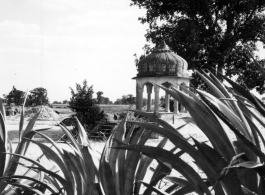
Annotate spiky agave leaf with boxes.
[199,92,265,162]
[128,121,232,195]
[117,128,145,195]
[0,130,43,193]
[0,99,7,179]
[221,75,265,117]
[25,141,75,195]
[0,175,56,194]
[21,166,70,194]
[0,109,45,193]
[0,98,6,124]
[139,181,171,195]
[18,90,28,143]
[131,110,183,137]
[192,138,242,194]
[24,133,82,194]
[199,91,260,192]
[134,137,168,195]
[157,84,235,161]
[31,131,101,195]
[197,71,254,142]
[61,149,86,195]
[196,71,226,100]
[199,70,240,117]
[80,146,101,194]
[99,133,117,195]
[58,123,82,154]
[143,138,172,195]
[108,117,127,195]
[143,160,171,195]
[2,181,46,195]
[197,90,253,141]
[75,116,89,146]
[122,128,153,195]
[164,175,190,187]
[113,145,212,195]
[237,101,265,150]
[0,113,6,177]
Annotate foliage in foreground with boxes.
[1,54,265,194]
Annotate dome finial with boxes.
[156,39,170,51]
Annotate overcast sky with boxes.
[1,1,264,103]
[0,0,150,102]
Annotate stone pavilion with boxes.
[133,40,190,122]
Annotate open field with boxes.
[51,107,73,114]
[99,104,136,113]
[5,104,140,143]
[51,104,136,114]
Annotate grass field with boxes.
[99,104,136,113]
[52,104,136,114]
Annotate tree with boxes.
[160,96,174,112]
[69,80,104,129]
[125,94,136,105]
[117,94,136,105]
[4,86,25,106]
[101,97,112,104]
[53,101,61,104]
[96,91,103,104]
[62,100,69,104]
[131,0,265,93]
[27,87,49,106]
[114,98,122,105]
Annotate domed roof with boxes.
[137,40,189,78]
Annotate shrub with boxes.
[69,80,104,131]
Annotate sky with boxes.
[0,0,149,102]
[0,1,264,103]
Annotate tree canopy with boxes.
[69,80,104,129]
[4,86,25,106]
[131,0,265,93]
[27,87,49,106]
[53,101,61,104]
[96,91,103,104]
[114,94,136,105]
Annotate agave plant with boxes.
[0,96,102,195]
[98,55,265,194]
[0,99,177,195]
[0,95,56,195]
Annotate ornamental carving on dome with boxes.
[136,40,189,78]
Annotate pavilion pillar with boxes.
[136,85,139,110]
[154,85,160,113]
[180,104,186,113]
[137,86,143,111]
[174,85,179,115]
[165,93,170,112]
[146,84,153,112]
[179,84,186,113]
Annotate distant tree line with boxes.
[3,86,143,108]
[3,86,49,107]
[52,100,69,104]
[113,94,147,107]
